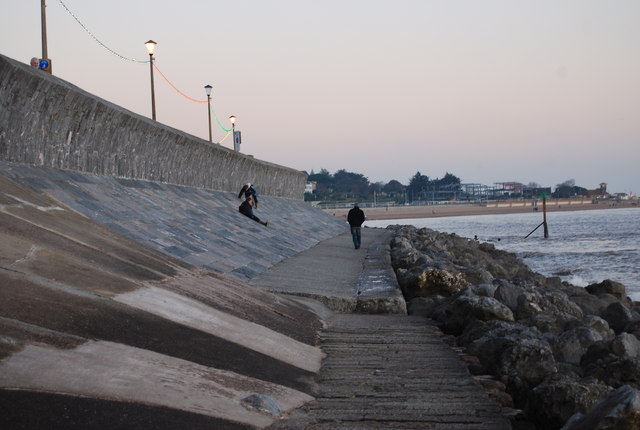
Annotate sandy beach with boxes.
[324,200,638,222]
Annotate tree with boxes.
[307,168,334,200]
[435,172,461,186]
[383,179,405,194]
[333,169,369,199]
[553,179,587,198]
[406,171,430,201]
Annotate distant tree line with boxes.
[305,169,463,203]
[305,169,603,203]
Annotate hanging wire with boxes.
[211,104,232,133]
[217,131,232,144]
[153,64,232,133]
[153,64,207,104]
[56,0,233,135]
[57,0,148,63]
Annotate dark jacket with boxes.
[238,186,259,205]
[347,206,365,227]
[239,200,254,218]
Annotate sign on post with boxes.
[39,58,52,73]
[233,130,242,152]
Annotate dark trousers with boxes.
[350,226,361,249]
[248,214,262,223]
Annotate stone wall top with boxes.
[0,54,305,199]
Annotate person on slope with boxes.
[239,196,268,226]
[238,183,259,209]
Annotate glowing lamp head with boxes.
[145,40,157,56]
[229,115,236,126]
[204,85,212,97]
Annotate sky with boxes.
[1,0,639,194]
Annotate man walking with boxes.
[347,203,365,249]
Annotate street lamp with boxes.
[204,85,213,142]
[145,40,157,120]
[229,116,237,151]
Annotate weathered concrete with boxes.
[0,162,347,281]
[0,175,325,429]
[274,314,511,429]
[0,53,304,199]
[248,231,511,429]
[0,340,313,429]
[249,229,406,314]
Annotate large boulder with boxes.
[438,290,514,335]
[552,325,613,365]
[600,302,636,334]
[586,280,629,301]
[516,290,584,334]
[417,268,469,297]
[564,285,613,316]
[494,279,526,311]
[562,385,640,430]
[466,323,557,404]
[612,333,640,358]
[406,295,448,317]
[527,374,613,430]
[585,356,640,389]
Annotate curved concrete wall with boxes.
[0,54,305,199]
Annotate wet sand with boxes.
[324,200,637,222]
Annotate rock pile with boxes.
[389,225,640,430]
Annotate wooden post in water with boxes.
[524,194,550,239]
[542,195,549,238]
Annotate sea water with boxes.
[365,207,640,300]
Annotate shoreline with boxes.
[324,200,638,222]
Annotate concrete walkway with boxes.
[249,229,405,314]
[250,229,512,429]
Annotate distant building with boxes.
[586,183,608,199]
[305,181,316,194]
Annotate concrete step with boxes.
[271,314,511,429]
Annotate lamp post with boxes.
[229,116,237,151]
[204,85,213,142]
[41,0,48,62]
[145,40,157,120]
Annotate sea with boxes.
[365,207,640,300]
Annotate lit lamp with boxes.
[204,85,213,142]
[145,40,157,120]
[229,115,237,151]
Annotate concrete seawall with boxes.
[0,53,304,199]
[0,161,347,282]
[0,174,333,429]
[0,52,352,428]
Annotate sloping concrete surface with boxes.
[0,341,313,428]
[0,161,348,281]
[0,174,329,429]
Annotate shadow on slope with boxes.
[0,174,325,429]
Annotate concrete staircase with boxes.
[273,314,510,429]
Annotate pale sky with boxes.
[1,0,639,194]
